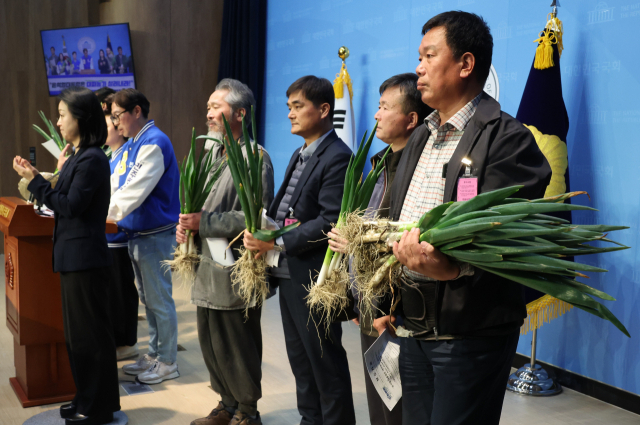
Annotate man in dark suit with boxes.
[244,76,356,425]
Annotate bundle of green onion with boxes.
[32,110,66,152]
[216,106,299,307]
[164,128,225,282]
[306,121,391,325]
[345,186,630,337]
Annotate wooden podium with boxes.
[0,197,116,407]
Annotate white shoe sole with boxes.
[137,371,180,385]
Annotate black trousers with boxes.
[361,332,403,425]
[60,267,120,416]
[109,247,138,347]
[197,306,262,417]
[399,331,520,425]
[276,277,355,425]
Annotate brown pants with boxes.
[197,306,262,416]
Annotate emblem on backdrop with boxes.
[484,64,499,101]
[77,37,97,54]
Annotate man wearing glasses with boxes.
[108,88,181,385]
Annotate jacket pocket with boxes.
[194,256,245,309]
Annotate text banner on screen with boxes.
[46,74,135,95]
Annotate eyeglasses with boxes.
[110,109,131,124]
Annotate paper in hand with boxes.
[262,211,280,267]
[364,329,402,410]
[42,139,63,159]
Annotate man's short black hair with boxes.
[50,46,55,51]
[83,48,88,53]
[286,75,335,120]
[72,51,76,55]
[422,11,493,85]
[379,73,433,123]
[114,88,150,119]
[118,46,122,51]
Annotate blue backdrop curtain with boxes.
[217,0,267,143]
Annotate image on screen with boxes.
[41,23,136,96]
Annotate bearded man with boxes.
[177,79,274,425]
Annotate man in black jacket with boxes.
[329,72,432,425]
[389,12,552,425]
[244,76,355,425]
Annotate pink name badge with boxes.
[284,218,299,226]
[457,177,478,201]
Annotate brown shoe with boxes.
[229,411,261,425]
[190,402,234,425]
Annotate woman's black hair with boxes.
[58,86,107,149]
[102,93,115,115]
[99,49,105,56]
[95,87,116,104]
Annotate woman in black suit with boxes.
[13,86,120,425]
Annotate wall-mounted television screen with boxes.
[41,23,136,96]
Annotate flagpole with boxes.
[530,328,537,367]
[506,328,561,395]
[507,1,564,396]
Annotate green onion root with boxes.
[231,247,269,313]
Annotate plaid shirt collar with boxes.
[424,93,483,133]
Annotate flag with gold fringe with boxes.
[332,47,356,151]
[516,7,572,333]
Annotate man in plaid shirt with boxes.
[389,12,551,425]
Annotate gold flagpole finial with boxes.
[334,46,353,100]
[338,46,350,63]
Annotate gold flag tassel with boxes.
[333,61,353,100]
[521,294,573,335]
[533,12,564,70]
[546,13,563,57]
[533,29,557,70]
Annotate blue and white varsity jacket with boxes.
[107,120,180,237]
[106,144,129,247]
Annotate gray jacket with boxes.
[192,139,274,310]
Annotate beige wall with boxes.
[0,0,225,253]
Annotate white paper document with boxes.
[206,237,235,266]
[262,212,280,267]
[364,330,402,411]
[206,211,281,267]
[42,139,63,159]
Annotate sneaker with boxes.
[137,360,179,384]
[123,353,156,376]
[190,402,235,425]
[229,411,261,425]
[116,343,139,361]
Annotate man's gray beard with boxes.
[205,130,224,151]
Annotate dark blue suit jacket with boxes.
[268,130,352,285]
[28,146,112,273]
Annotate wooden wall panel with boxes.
[99,0,173,140]
[169,0,225,161]
[0,0,224,254]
